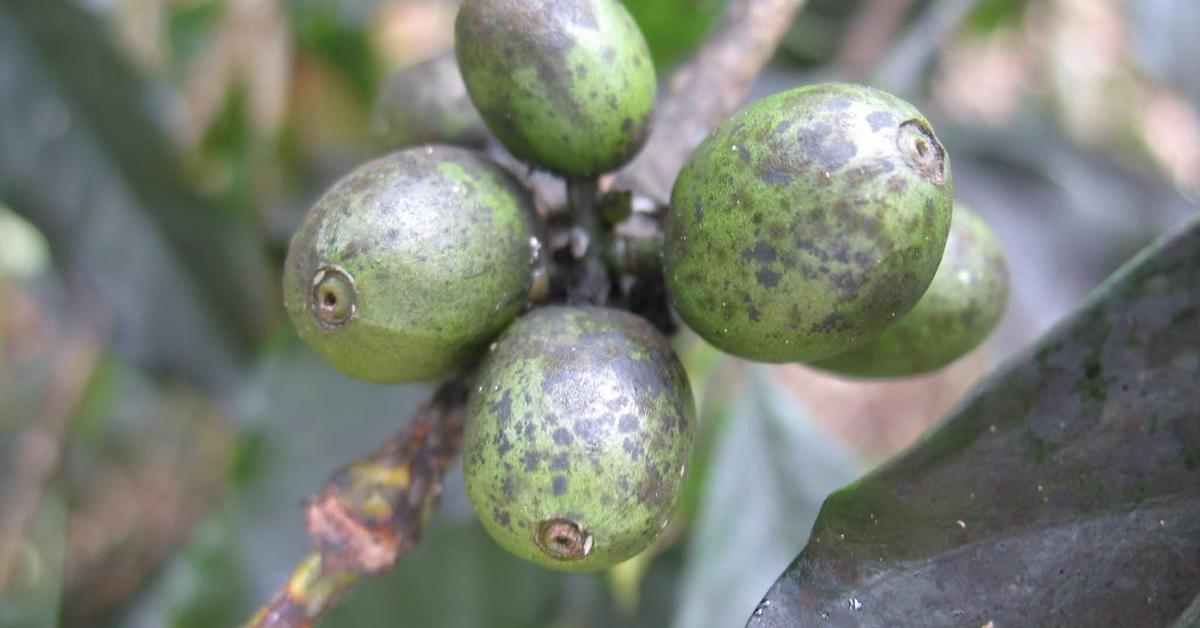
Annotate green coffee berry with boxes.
[373,54,489,149]
[283,146,539,383]
[811,204,1009,377]
[665,83,954,363]
[463,306,695,571]
[455,0,656,176]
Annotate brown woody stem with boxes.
[245,374,471,628]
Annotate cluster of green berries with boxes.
[284,0,1008,572]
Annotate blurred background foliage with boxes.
[0,0,1196,626]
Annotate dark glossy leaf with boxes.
[1174,594,1200,628]
[750,215,1200,627]
[0,0,269,390]
[673,366,860,628]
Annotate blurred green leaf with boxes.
[963,0,1030,33]
[672,366,860,628]
[167,0,223,74]
[0,0,270,390]
[195,81,258,211]
[166,515,247,628]
[751,216,1200,627]
[622,0,728,69]
[0,490,67,628]
[291,4,380,104]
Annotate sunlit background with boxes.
[1,0,1197,626]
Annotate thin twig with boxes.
[245,1,808,623]
[246,374,471,628]
[616,0,811,205]
[835,0,919,81]
[566,176,611,305]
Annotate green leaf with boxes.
[964,0,1031,33]
[750,215,1200,626]
[0,490,67,628]
[290,3,380,104]
[673,366,860,628]
[0,0,269,390]
[622,0,728,69]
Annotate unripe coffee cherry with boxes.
[455,0,656,176]
[463,306,695,571]
[666,83,954,362]
[373,54,489,149]
[811,204,1009,377]
[283,146,538,382]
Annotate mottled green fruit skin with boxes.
[666,83,954,362]
[455,0,656,176]
[373,54,489,149]
[283,146,538,383]
[812,204,1009,377]
[464,306,695,571]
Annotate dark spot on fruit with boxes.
[553,427,574,446]
[887,176,909,194]
[742,241,778,264]
[523,451,542,471]
[760,170,792,185]
[867,110,895,132]
[757,267,782,288]
[551,475,568,495]
[815,136,858,171]
[551,453,570,471]
[623,438,643,460]
[693,198,704,223]
[622,117,633,134]
[826,97,852,110]
[811,312,851,334]
[619,414,639,432]
[832,270,863,296]
[490,389,513,424]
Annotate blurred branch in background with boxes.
[0,308,105,593]
[835,0,919,81]
[0,0,271,391]
[618,0,811,204]
[0,262,236,626]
